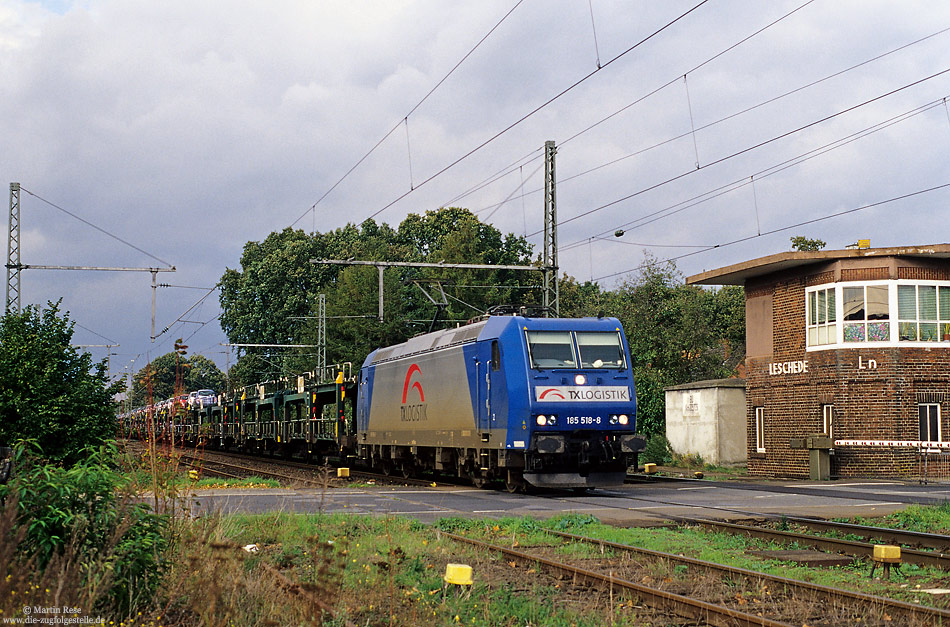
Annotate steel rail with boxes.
[547,529,950,625]
[779,515,950,551]
[441,530,796,627]
[679,517,950,570]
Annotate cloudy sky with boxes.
[2,0,949,379]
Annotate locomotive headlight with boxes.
[618,414,629,425]
[537,414,556,426]
[536,415,547,426]
[574,374,587,385]
[609,415,618,425]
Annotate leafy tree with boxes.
[790,235,826,251]
[0,303,120,463]
[612,256,744,437]
[131,351,226,406]
[558,275,612,318]
[219,208,534,382]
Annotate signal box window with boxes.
[807,288,837,346]
[526,331,576,369]
[919,403,941,443]
[899,285,950,342]
[755,407,766,453]
[576,332,626,369]
[842,285,889,342]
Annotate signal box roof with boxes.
[686,243,950,286]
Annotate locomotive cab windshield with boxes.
[576,331,626,369]
[526,329,626,369]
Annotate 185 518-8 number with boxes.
[566,416,601,425]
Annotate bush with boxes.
[0,303,121,464]
[0,441,168,617]
[640,433,673,465]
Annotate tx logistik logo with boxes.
[535,385,630,402]
[400,363,427,422]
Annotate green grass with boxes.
[126,467,281,490]
[152,504,950,624]
[834,502,950,535]
[191,476,281,489]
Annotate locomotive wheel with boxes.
[504,470,525,494]
[471,475,488,489]
[400,464,414,479]
[379,460,394,476]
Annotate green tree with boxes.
[131,351,226,406]
[0,303,120,463]
[612,257,744,437]
[557,275,612,318]
[790,235,826,251]
[219,208,535,382]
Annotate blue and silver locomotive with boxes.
[357,314,645,490]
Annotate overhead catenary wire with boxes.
[73,321,119,345]
[152,284,220,342]
[443,0,755,212]
[441,147,542,209]
[560,0,820,148]
[361,0,713,223]
[529,67,950,239]
[461,0,848,216]
[469,21,950,219]
[559,95,949,252]
[439,1,827,221]
[480,161,544,222]
[593,182,950,282]
[20,187,173,268]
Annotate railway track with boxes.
[441,526,947,626]
[678,516,950,570]
[176,448,437,488]
[534,487,950,569]
[441,530,796,627]
[775,514,950,551]
[544,528,950,625]
[178,453,331,488]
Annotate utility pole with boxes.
[6,183,20,313]
[72,343,119,379]
[542,140,559,317]
[317,293,326,377]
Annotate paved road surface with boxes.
[185,477,950,525]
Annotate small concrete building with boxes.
[665,378,747,466]
[688,243,950,478]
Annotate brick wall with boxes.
[745,274,950,478]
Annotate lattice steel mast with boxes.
[542,140,558,317]
[6,182,21,313]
